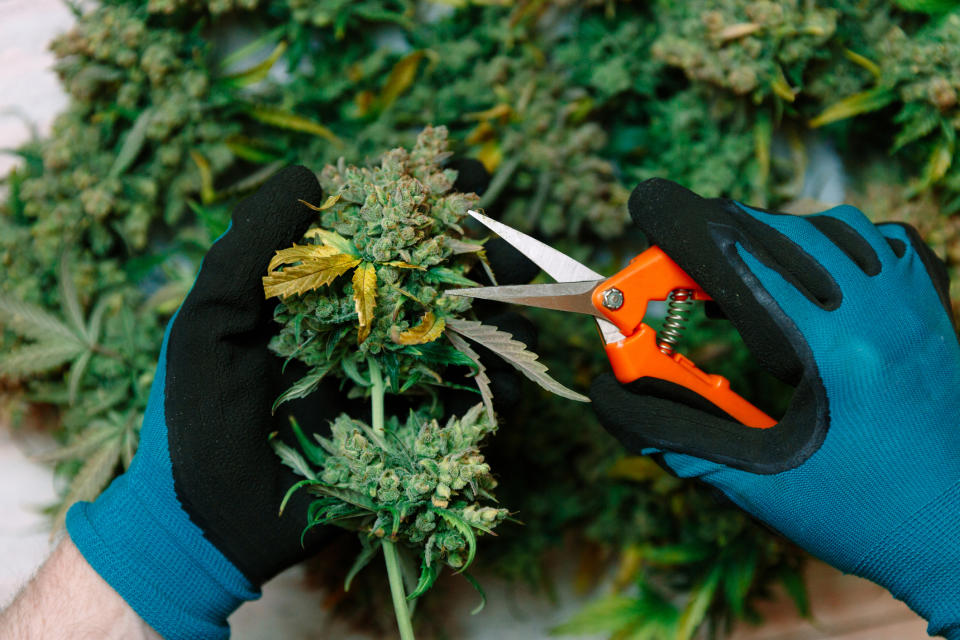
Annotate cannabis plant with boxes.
[262,127,585,639]
[5,1,960,637]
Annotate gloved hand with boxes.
[591,178,960,638]
[66,166,340,640]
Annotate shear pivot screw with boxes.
[601,287,624,310]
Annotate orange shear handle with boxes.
[592,246,776,429]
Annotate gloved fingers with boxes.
[175,166,322,341]
[875,222,956,328]
[590,372,825,474]
[730,202,872,295]
[807,204,897,270]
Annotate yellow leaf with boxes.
[263,255,361,299]
[465,103,512,121]
[248,106,342,145]
[383,261,425,270]
[352,262,378,343]
[843,49,881,79]
[190,151,216,204]
[380,51,426,109]
[303,227,360,256]
[717,22,761,42]
[809,87,895,128]
[268,243,340,273]
[299,194,341,212]
[607,456,665,482]
[476,141,502,173]
[390,311,446,345]
[225,41,288,86]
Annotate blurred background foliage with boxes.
[2,0,959,637]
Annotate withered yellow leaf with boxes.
[298,194,341,212]
[303,227,360,256]
[263,254,361,299]
[390,311,446,345]
[383,261,425,270]
[380,51,426,109]
[352,262,378,343]
[268,243,340,273]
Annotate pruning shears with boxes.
[447,210,776,429]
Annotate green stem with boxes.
[382,539,416,640]
[368,356,385,434]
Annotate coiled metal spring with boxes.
[657,288,695,356]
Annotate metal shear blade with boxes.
[450,210,627,344]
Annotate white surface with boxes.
[0,0,75,176]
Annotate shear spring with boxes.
[657,288,695,356]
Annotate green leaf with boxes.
[809,87,896,128]
[279,479,316,515]
[52,436,122,532]
[67,350,93,406]
[407,554,440,599]
[272,363,332,413]
[224,41,288,86]
[0,292,81,344]
[289,416,326,466]
[33,425,116,463]
[426,266,480,286]
[85,297,110,347]
[341,355,370,387]
[676,563,722,640]
[722,546,758,618]
[892,0,960,12]
[109,108,152,178]
[345,538,381,592]
[550,594,643,636]
[779,563,811,618]
[431,507,477,572]
[248,106,342,145]
[269,432,317,480]
[447,319,590,403]
[445,330,494,424]
[59,255,88,343]
[399,342,475,367]
[462,571,486,615]
[0,341,87,378]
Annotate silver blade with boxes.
[463,210,627,345]
[448,281,606,318]
[468,210,602,283]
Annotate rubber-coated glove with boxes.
[66,166,341,640]
[591,178,960,638]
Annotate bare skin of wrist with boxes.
[0,536,161,640]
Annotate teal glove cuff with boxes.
[66,321,259,640]
[854,479,960,639]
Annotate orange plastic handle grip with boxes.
[591,246,776,429]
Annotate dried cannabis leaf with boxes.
[446,319,589,403]
[262,253,362,299]
[390,311,445,345]
[352,262,377,343]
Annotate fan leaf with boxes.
[0,341,87,378]
[268,243,340,273]
[0,292,83,344]
[446,319,589,403]
[445,330,495,424]
[263,255,361,299]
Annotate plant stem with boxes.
[368,356,385,434]
[382,539,416,640]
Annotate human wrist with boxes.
[0,537,160,640]
[66,466,259,640]
[853,479,960,639]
